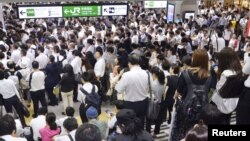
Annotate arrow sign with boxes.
[20,10,26,15]
[64,9,70,14]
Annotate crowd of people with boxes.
[0,1,250,141]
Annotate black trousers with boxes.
[45,87,58,105]
[30,89,47,116]
[3,95,26,127]
[146,102,165,134]
[123,98,148,129]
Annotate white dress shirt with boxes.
[0,58,9,69]
[11,49,21,64]
[115,66,153,102]
[94,57,105,78]
[77,82,98,103]
[35,53,48,69]
[27,48,36,62]
[30,115,46,141]
[212,36,226,52]
[28,70,45,92]
[0,79,20,99]
[70,56,82,74]
[17,56,31,69]
[54,130,76,141]
[1,135,27,141]
[53,53,64,62]
[67,50,74,63]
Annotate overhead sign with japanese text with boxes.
[102,4,128,16]
[144,1,167,8]
[18,6,63,19]
[63,5,101,17]
[17,3,128,19]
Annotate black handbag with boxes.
[146,72,160,120]
[19,101,30,117]
[219,74,247,98]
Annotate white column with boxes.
[168,0,183,21]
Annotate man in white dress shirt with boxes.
[0,114,27,141]
[115,54,153,128]
[70,50,82,102]
[54,117,78,141]
[35,47,48,71]
[94,47,105,80]
[30,107,47,141]
[10,43,21,64]
[0,70,26,127]
[28,61,47,118]
[67,42,76,64]
[56,107,75,135]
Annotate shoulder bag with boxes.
[146,71,160,120]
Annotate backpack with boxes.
[7,71,19,89]
[182,71,211,122]
[80,84,101,108]
[56,56,65,74]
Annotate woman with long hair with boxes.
[39,112,60,141]
[59,64,75,115]
[81,56,92,73]
[170,49,213,141]
[146,66,166,136]
[212,47,242,124]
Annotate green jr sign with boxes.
[63,5,101,17]
[26,9,35,17]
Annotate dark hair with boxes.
[157,54,164,61]
[185,122,208,141]
[32,61,39,69]
[38,46,44,53]
[54,45,60,53]
[63,117,78,132]
[128,54,141,65]
[162,60,171,71]
[95,47,103,56]
[0,114,16,136]
[63,64,74,77]
[172,64,180,74]
[7,61,15,69]
[151,66,165,85]
[0,70,4,80]
[81,72,90,82]
[21,49,27,56]
[82,57,93,71]
[46,112,58,130]
[49,55,55,63]
[87,39,94,45]
[201,104,223,125]
[72,50,79,56]
[75,123,102,141]
[218,48,242,78]
[0,52,4,59]
[107,47,114,54]
[38,107,48,115]
[66,106,75,117]
[88,69,98,84]
[181,55,192,66]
